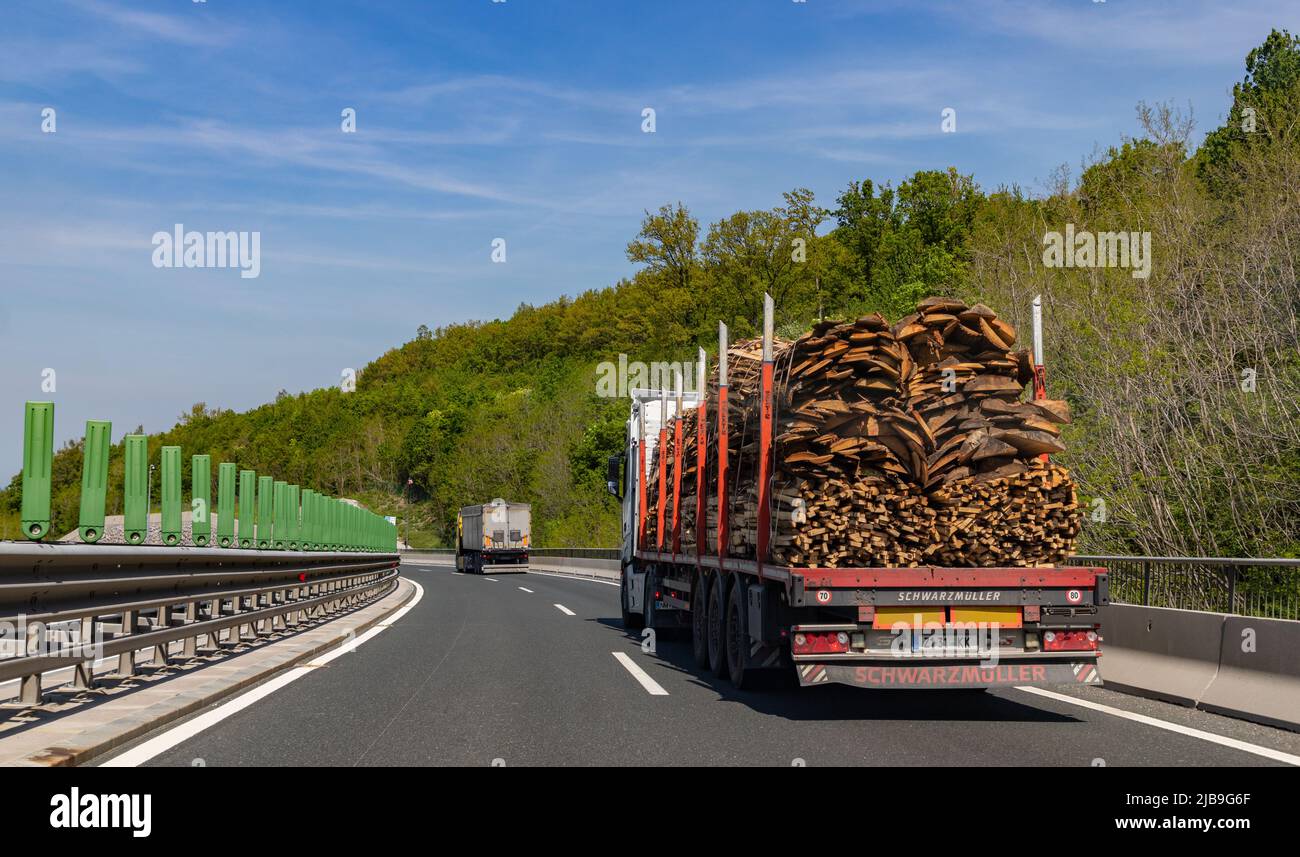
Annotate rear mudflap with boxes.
[797,659,1101,689]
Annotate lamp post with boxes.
[403,478,413,549]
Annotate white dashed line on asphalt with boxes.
[518,587,534,593]
[484,577,499,582]
[612,652,669,696]
[1014,686,1300,766]
[554,604,575,616]
[525,569,619,587]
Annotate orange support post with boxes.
[717,322,729,561]
[695,349,707,562]
[656,424,668,552]
[756,294,774,579]
[671,413,683,555]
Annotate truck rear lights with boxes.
[792,631,850,655]
[1042,629,1099,651]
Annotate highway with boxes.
[108,562,1300,767]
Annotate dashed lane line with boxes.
[612,652,669,696]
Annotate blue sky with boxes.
[1,0,1295,467]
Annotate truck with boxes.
[456,499,530,574]
[606,295,1106,690]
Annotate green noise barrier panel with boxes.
[77,420,111,543]
[123,435,148,545]
[20,402,54,541]
[160,445,183,546]
[192,454,211,547]
[217,463,237,548]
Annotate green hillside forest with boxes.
[4,31,1299,559]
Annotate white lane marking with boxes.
[1014,686,1300,767]
[451,572,464,576]
[100,580,426,767]
[524,569,620,587]
[518,587,534,593]
[484,577,499,582]
[554,604,575,616]
[612,652,669,696]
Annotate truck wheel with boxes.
[690,572,710,668]
[707,574,728,678]
[621,568,643,630]
[725,580,752,688]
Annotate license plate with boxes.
[908,627,988,655]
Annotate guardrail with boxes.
[0,541,400,705]
[14,401,396,552]
[1069,555,1300,620]
[401,547,621,559]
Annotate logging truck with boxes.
[605,295,1106,690]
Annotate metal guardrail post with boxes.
[238,469,256,549]
[192,454,211,547]
[257,475,274,549]
[217,462,236,548]
[1226,565,1238,614]
[160,445,182,546]
[123,434,148,545]
[1142,560,1151,606]
[21,401,54,541]
[78,419,111,543]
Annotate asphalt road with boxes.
[132,562,1300,767]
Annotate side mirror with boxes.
[606,453,624,500]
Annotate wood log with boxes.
[641,298,1081,568]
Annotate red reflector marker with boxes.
[1042,629,1100,652]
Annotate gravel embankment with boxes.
[57,511,225,546]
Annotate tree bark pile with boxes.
[641,298,1081,567]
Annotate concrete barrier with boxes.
[1100,604,1300,731]
[1097,604,1226,707]
[401,552,620,582]
[1199,615,1300,731]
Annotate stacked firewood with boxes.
[639,298,1081,567]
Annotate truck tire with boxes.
[725,579,752,688]
[621,567,643,630]
[707,574,728,678]
[690,571,710,668]
[642,572,656,630]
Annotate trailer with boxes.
[456,499,530,574]
[606,295,1106,690]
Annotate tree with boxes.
[1198,28,1300,194]
[626,203,699,292]
[832,178,894,288]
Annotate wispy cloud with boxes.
[67,0,236,47]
